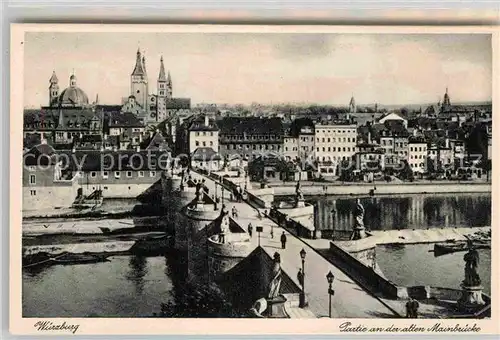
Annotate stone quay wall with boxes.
[271,182,491,196]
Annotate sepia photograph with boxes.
[10,24,496,334]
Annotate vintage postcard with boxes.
[9,24,499,335]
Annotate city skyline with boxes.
[24,32,492,108]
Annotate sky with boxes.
[23,32,492,108]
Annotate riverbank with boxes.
[268,181,491,196]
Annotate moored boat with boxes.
[434,240,491,257]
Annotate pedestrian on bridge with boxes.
[232,206,238,219]
[280,231,287,249]
[248,223,253,237]
[297,268,304,288]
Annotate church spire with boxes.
[49,70,58,84]
[167,71,172,85]
[142,53,147,75]
[158,56,167,81]
[131,48,145,76]
[443,86,451,107]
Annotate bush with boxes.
[157,282,240,318]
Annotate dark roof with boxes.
[289,117,315,137]
[95,105,123,112]
[108,111,144,128]
[188,115,219,132]
[79,134,103,143]
[23,133,42,149]
[408,136,427,144]
[140,132,170,151]
[165,98,191,110]
[191,147,221,161]
[23,143,57,166]
[218,117,283,136]
[57,150,171,171]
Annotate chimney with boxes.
[71,147,76,153]
[41,138,47,145]
[445,138,450,149]
[136,145,140,152]
[413,129,417,137]
[204,115,209,127]
[367,131,372,144]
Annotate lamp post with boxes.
[299,248,307,308]
[326,271,335,318]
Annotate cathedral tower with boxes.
[442,87,451,109]
[131,49,149,110]
[49,71,59,106]
[167,71,172,100]
[157,56,167,97]
[349,95,356,113]
[155,56,168,121]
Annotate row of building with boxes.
[176,100,491,177]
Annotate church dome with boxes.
[58,74,89,107]
[59,87,89,107]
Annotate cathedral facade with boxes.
[128,49,190,123]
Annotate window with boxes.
[195,141,199,146]
[195,132,199,136]
[29,175,36,185]
[210,132,213,136]
[102,171,109,179]
[138,171,144,177]
[202,141,206,147]
[91,171,97,178]
[150,171,157,177]
[210,141,213,146]
[127,171,132,178]
[115,171,121,178]
[30,190,36,196]
[203,132,206,136]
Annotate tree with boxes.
[338,160,355,182]
[158,282,239,318]
[426,156,435,174]
[398,160,415,182]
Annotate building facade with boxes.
[408,137,427,174]
[218,117,283,161]
[315,122,357,175]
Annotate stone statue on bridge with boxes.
[295,181,304,200]
[267,252,282,299]
[295,181,305,208]
[458,238,485,311]
[195,180,203,203]
[350,198,367,240]
[463,239,481,286]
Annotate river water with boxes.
[309,193,492,298]
[22,255,182,317]
[377,244,491,296]
[312,193,491,231]
[23,193,492,317]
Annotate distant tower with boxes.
[69,71,77,87]
[167,71,173,100]
[156,56,168,121]
[349,95,356,113]
[157,56,167,97]
[131,48,149,110]
[443,87,451,108]
[49,71,59,106]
